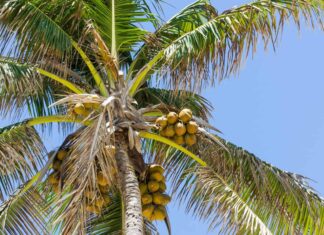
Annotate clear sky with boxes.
[0,1,323,234]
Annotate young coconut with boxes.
[159,182,167,192]
[57,149,68,161]
[48,172,59,185]
[155,116,168,128]
[186,121,198,134]
[141,194,153,205]
[174,122,186,136]
[185,134,197,146]
[151,206,167,221]
[139,183,148,195]
[142,204,155,220]
[150,172,164,182]
[152,193,171,206]
[173,135,185,145]
[74,103,87,116]
[167,112,178,124]
[148,181,160,193]
[159,128,167,137]
[149,164,164,174]
[179,108,192,123]
[95,197,105,208]
[164,125,175,137]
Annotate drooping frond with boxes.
[0,121,46,199]
[0,183,48,235]
[163,135,324,234]
[130,0,323,93]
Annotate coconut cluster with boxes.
[47,145,116,215]
[140,164,171,221]
[156,109,199,146]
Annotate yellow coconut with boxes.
[155,116,168,128]
[185,134,197,146]
[104,145,116,156]
[99,185,109,194]
[151,206,166,221]
[97,172,109,186]
[84,190,96,200]
[150,172,164,182]
[142,204,155,220]
[174,122,186,136]
[147,181,160,193]
[139,183,148,195]
[57,149,67,161]
[186,121,198,134]
[48,173,59,185]
[164,125,175,138]
[141,194,153,205]
[86,205,100,214]
[52,159,62,171]
[179,108,193,123]
[149,164,164,174]
[152,193,171,206]
[167,112,178,124]
[173,135,185,145]
[95,197,105,208]
[159,128,167,137]
[159,182,166,192]
[74,103,87,115]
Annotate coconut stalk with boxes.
[115,132,144,235]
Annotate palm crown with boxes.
[0,0,323,234]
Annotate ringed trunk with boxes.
[116,134,144,235]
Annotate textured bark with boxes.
[116,134,144,235]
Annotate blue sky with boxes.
[0,1,323,234]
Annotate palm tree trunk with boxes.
[116,134,144,235]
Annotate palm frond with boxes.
[164,135,324,234]
[0,121,47,199]
[0,183,48,235]
[131,0,323,93]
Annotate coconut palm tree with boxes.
[0,0,323,234]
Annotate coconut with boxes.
[173,135,185,145]
[142,204,155,220]
[74,103,87,115]
[151,206,166,221]
[52,159,62,171]
[167,112,178,124]
[86,205,100,214]
[48,173,59,185]
[155,116,168,128]
[150,172,164,182]
[185,134,197,146]
[57,150,67,161]
[149,164,164,174]
[159,182,166,193]
[95,197,105,208]
[159,128,167,137]
[97,172,109,186]
[164,125,175,137]
[105,145,116,156]
[139,183,148,195]
[186,121,198,134]
[141,193,153,205]
[179,108,193,123]
[174,122,186,136]
[148,181,160,193]
[99,185,109,194]
[152,193,171,206]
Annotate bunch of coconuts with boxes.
[156,109,199,146]
[47,145,116,215]
[140,164,171,221]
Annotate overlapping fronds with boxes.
[0,183,48,235]
[0,121,46,199]
[132,0,323,93]
[159,135,324,234]
[135,88,212,121]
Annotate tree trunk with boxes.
[116,134,144,235]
